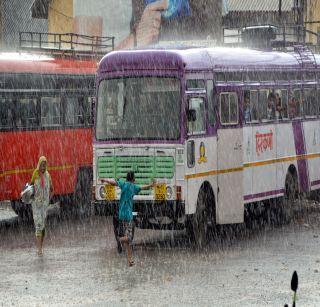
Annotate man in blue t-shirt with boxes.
[103,171,155,266]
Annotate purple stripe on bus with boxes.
[311,180,320,186]
[243,188,285,201]
[292,121,310,192]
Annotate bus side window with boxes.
[318,89,320,116]
[220,92,238,125]
[65,96,91,126]
[280,89,288,119]
[41,96,61,127]
[259,90,269,120]
[188,97,205,134]
[293,89,302,117]
[250,90,259,121]
[304,88,317,117]
[15,97,38,128]
[0,97,13,128]
[206,80,215,126]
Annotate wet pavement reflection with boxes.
[1,201,320,306]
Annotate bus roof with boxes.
[0,52,98,75]
[98,47,320,73]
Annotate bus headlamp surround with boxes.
[99,186,106,199]
[166,186,173,199]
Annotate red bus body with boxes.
[0,53,96,205]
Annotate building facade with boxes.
[0,0,47,49]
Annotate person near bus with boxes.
[243,93,251,123]
[267,92,276,120]
[102,172,155,266]
[275,93,283,120]
[30,156,54,256]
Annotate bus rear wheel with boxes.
[60,168,92,218]
[187,185,215,248]
[279,168,299,223]
[11,200,33,221]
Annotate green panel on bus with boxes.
[97,156,174,195]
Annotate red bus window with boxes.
[41,96,61,127]
[0,97,13,128]
[15,97,37,128]
[65,96,91,126]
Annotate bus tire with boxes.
[74,168,93,217]
[187,183,216,248]
[280,167,299,223]
[11,200,33,221]
[60,168,92,218]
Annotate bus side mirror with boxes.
[187,109,196,122]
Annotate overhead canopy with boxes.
[31,0,50,19]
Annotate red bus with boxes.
[0,32,114,219]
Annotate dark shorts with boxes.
[118,221,134,243]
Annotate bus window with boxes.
[15,97,38,128]
[304,88,317,117]
[259,90,269,120]
[220,92,238,125]
[250,90,259,121]
[293,89,302,117]
[206,80,215,125]
[188,97,205,134]
[275,89,289,119]
[65,96,91,126]
[41,96,61,127]
[186,79,205,90]
[0,97,13,128]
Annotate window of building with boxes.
[15,97,38,128]
[0,97,13,128]
[41,96,61,127]
[188,97,206,134]
[220,92,238,125]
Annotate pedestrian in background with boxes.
[103,172,155,266]
[30,156,54,256]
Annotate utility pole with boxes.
[293,0,305,42]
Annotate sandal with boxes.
[128,259,135,267]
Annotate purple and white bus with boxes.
[93,45,320,245]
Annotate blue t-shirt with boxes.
[117,180,141,221]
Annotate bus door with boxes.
[185,91,208,214]
[216,89,243,224]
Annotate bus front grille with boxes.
[98,156,174,195]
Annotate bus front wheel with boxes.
[187,185,216,248]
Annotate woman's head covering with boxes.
[36,156,48,171]
[31,156,48,185]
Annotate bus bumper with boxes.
[93,200,185,229]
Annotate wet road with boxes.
[1,201,320,306]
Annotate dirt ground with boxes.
[0,200,320,306]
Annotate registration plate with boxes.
[155,184,166,201]
[105,185,116,200]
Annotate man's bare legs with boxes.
[36,235,43,256]
[119,236,134,266]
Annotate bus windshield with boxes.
[96,77,180,140]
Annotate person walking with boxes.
[102,171,155,266]
[30,156,54,256]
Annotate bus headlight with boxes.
[166,186,173,199]
[99,186,106,199]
